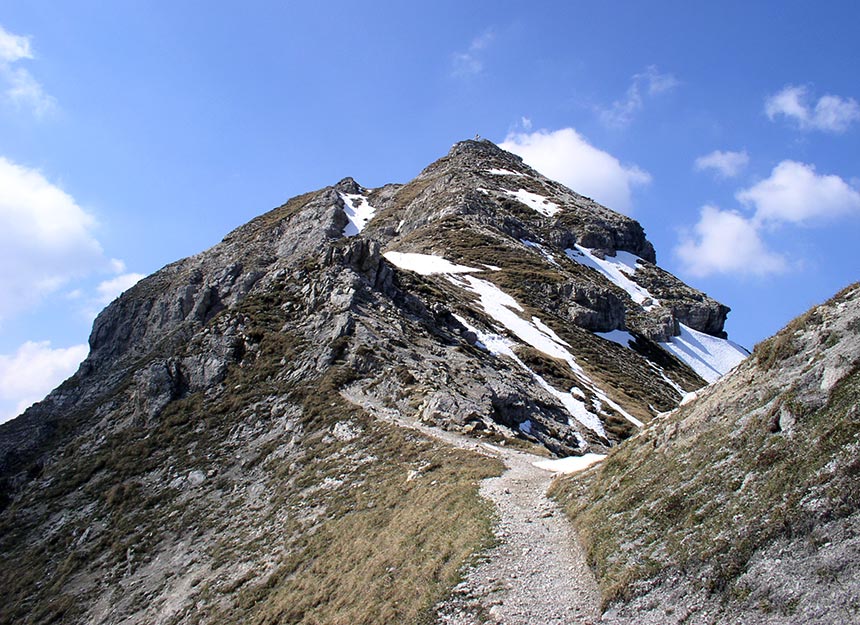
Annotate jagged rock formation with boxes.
[553,283,860,624]
[0,139,746,624]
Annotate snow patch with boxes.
[647,361,686,398]
[452,275,576,367]
[566,245,658,309]
[385,251,645,436]
[680,391,699,406]
[661,323,747,384]
[487,168,524,177]
[592,387,644,427]
[339,192,377,236]
[534,453,606,474]
[451,279,612,436]
[521,239,559,266]
[519,419,533,435]
[383,252,481,276]
[453,313,605,435]
[532,317,570,346]
[505,189,561,217]
[453,314,516,358]
[451,275,644,432]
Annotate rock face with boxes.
[0,139,745,624]
[554,283,860,624]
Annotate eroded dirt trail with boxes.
[434,441,602,624]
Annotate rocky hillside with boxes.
[0,139,746,624]
[552,283,860,624]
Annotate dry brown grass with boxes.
[239,424,501,625]
[550,362,860,608]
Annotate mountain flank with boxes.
[552,283,860,624]
[0,139,760,624]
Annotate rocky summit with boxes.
[1,139,853,625]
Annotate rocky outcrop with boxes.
[634,261,730,337]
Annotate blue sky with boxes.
[1,1,859,421]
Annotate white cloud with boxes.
[0,23,55,116]
[737,160,860,225]
[500,127,651,214]
[452,29,495,77]
[0,156,106,320]
[599,65,678,128]
[677,160,860,278]
[0,340,88,423]
[694,150,749,179]
[675,205,787,278]
[96,273,146,305]
[109,258,127,274]
[765,85,860,133]
[0,24,32,62]
[5,65,56,115]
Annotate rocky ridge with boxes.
[0,139,747,624]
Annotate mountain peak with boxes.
[420,137,530,180]
[0,139,749,622]
[448,136,520,160]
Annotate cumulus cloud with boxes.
[676,160,859,277]
[599,65,678,128]
[0,156,107,320]
[0,23,55,116]
[738,160,860,225]
[0,340,88,423]
[499,127,651,214]
[76,271,146,322]
[452,29,495,77]
[96,272,146,305]
[765,85,860,133]
[694,150,749,179]
[675,206,786,278]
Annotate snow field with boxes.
[566,245,658,309]
[569,245,747,385]
[385,251,646,435]
[660,323,747,384]
[381,252,481,276]
[505,189,561,217]
[533,453,606,474]
[339,192,378,236]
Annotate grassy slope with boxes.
[550,286,860,609]
[0,285,503,625]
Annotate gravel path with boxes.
[434,441,602,624]
[341,392,603,624]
